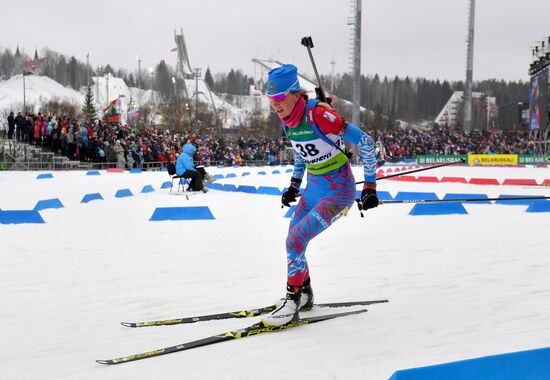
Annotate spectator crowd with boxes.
[4,111,287,168]
[4,110,538,169]
[372,126,535,161]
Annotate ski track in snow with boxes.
[0,165,549,380]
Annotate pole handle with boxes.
[301,36,327,103]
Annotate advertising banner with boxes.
[518,155,549,165]
[468,154,518,165]
[416,155,467,165]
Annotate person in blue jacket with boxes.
[260,64,379,327]
[176,143,214,192]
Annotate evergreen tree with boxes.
[55,55,67,85]
[0,49,15,78]
[103,64,115,75]
[83,85,97,123]
[204,67,214,89]
[67,56,78,89]
[155,60,172,100]
[126,73,135,88]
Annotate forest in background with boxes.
[0,46,530,126]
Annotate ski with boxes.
[98,308,368,365]
[121,300,388,328]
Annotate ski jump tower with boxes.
[174,29,192,100]
[174,29,217,113]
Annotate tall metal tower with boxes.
[463,0,476,132]
[174,29,192,101]
[348,0,362,128]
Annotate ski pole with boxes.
[354,195,550,217]
[354,158,466,217]
[301,36,327,103]
[378,196,550,205]
[356,158,466,185]
[287,159,467,210]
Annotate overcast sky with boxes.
[2,0,549,82]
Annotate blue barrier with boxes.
[222,184,238,192]
[526,200,550,213]
[206,182,223,190]
[355,190,393,201]
[272,170,281,174]
[443,193,490,204]
[81,193,104,203]
[160,167,168,172]
[409,203,468,216]
[258,186,283,196]
[258,171,267,175]
[160,181,172,189]
[242,172,250,177]
[496,194,541,205]
[150,206,215,221]
[389,347,550,380]
[86,170,100,176]
[237,185,257,194]
[395,192,438,201]
[34,198,64,211]
[284,206,296,218]
[115,189,133,198]
[217,165,225,168]
[285,168,293,173]
[0,210,45,224]
[130,168,142,173]
[141,185,155,193]
[226,173,237,178]
[36,173,53,179]
[213,174,225,179]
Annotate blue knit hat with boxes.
[265,64,301,96]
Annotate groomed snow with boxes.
[1,165,549,379]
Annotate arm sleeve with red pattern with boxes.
[313,106,346,135]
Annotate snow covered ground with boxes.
[0,75,83,114]
[1,165,549,379]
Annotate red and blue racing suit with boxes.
[285,99,376,287]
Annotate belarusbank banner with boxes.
[417,154,547,165]
[468,154,518,165]
[518,155,549,164]
[416,155,467,165]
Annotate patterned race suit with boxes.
[285,99,376,287]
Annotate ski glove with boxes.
[281,185,300,207]
[360,184,379,211]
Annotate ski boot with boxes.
[261,284,301,327]
[299,278,314,311]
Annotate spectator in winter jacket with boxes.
[15,112,25,141]
[33,117,41,145]
[113,140,126,169]
[175,143,215,192]
[105,142,117,165]
[7,112,15,139]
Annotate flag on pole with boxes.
[103,98,119,113]
[127,107,140,119]
[107,115,121,123]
